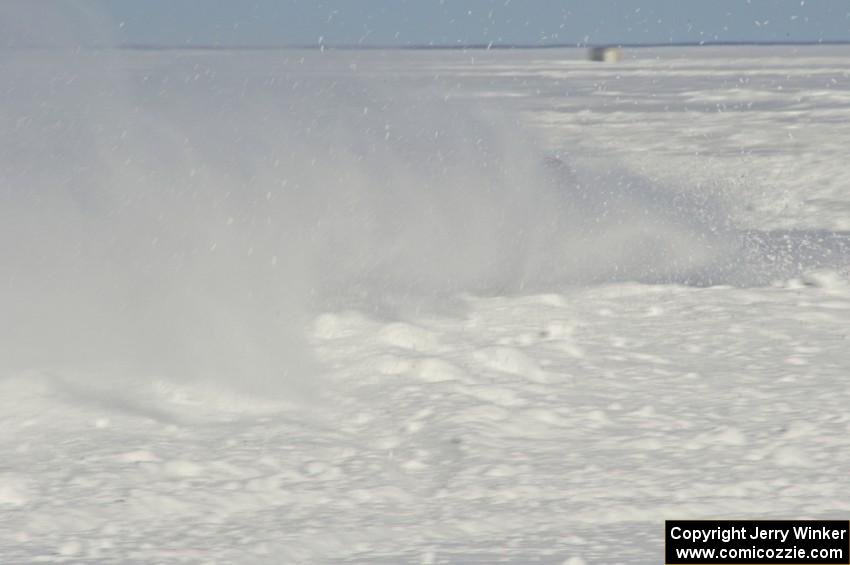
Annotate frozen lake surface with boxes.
[1,46,850,563]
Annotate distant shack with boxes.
[588,46,623,63]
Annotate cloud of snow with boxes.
[0,54,737,394]
[0,5,743,396]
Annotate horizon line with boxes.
[5,39,850,51]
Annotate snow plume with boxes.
[0,48,741,395]
[0,1,116,49]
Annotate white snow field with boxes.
[2,46,850,563]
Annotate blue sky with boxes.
[4,1,850,47]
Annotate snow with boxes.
[1,46,850,563]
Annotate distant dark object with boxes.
[588,46,623,63]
